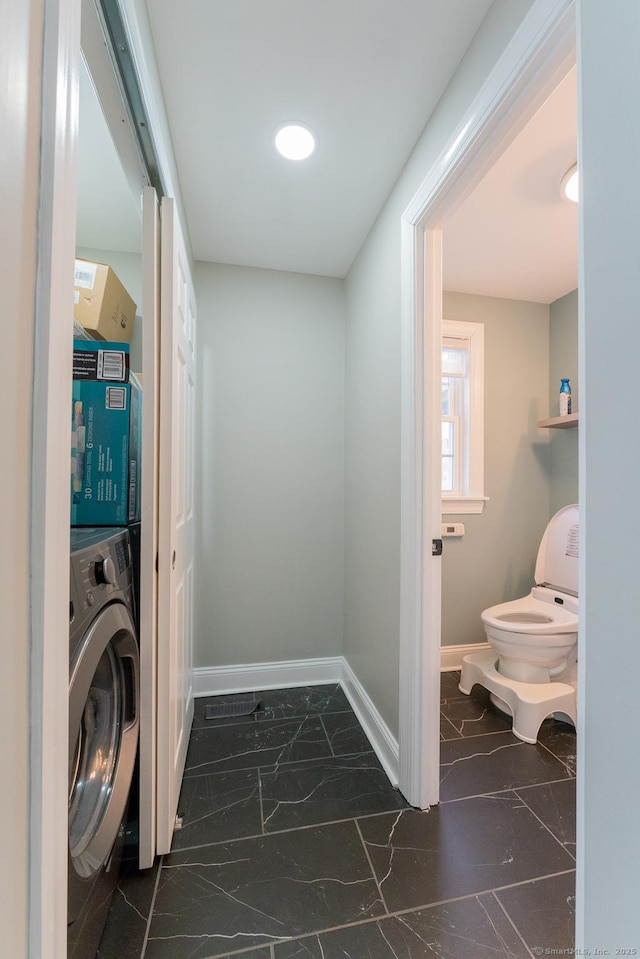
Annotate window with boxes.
[441,320,486,514]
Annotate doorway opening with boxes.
[438,63,578,789]
[398,0,576,811]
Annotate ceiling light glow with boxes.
[275,124,315,161]
[561,163,579,203]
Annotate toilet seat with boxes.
[482,591,578,637]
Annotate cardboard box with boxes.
[70,341,142,526]
[73,259,137,343]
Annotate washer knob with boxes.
[94,556,115,586]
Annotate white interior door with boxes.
[156,196,196,855]
[138,185,160,868]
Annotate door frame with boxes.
[31,0,81,955]
[398,0,576,809]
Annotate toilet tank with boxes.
[534,504,579,596]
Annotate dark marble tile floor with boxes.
[98,674,577,959]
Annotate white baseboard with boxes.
[193,655,400,786]
[340,659,399,786]
[440,642,490,672]
[193,656,343,697]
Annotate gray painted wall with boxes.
[344,0,535,736]
[549,289,578,513]
[344,225,402,732]
[441,292,550,647]
[194,262,345,668]
[577,2,640,944]
[440,289,579,649]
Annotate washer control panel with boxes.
[70,528,132,620]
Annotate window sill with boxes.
[442,496,488,515]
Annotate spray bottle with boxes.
[559,378,572,416]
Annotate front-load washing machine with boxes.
[68,527,140,959]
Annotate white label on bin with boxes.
[97,350,126,382]
[566,524,579,558]
[74,290,80,304]
[74,260,97,290]
[105,387,127,410]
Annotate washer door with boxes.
[69,601,139,881]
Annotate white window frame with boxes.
[441,416,461,494]
[441,319,486,514]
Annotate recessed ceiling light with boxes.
[275,124,315,161]
[561,163,579,203]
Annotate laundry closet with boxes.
[67,0,197,942]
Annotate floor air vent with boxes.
[204,701,261,720]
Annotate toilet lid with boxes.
[534,504,579,595]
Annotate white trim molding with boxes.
[399,0,575,811]
[440,643,491,672]
[194,657,400,787]
[31,1,80,956]
[442,496,489,515]
[340,660,400,787]
[194,657,344,697]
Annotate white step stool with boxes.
[459,649,577,744]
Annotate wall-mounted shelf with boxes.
[537,413,579,429]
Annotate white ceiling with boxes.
[76,3,578,304]
[443,68,578,304]
[142,0,493,277]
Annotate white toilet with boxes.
[459,504,579,744]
